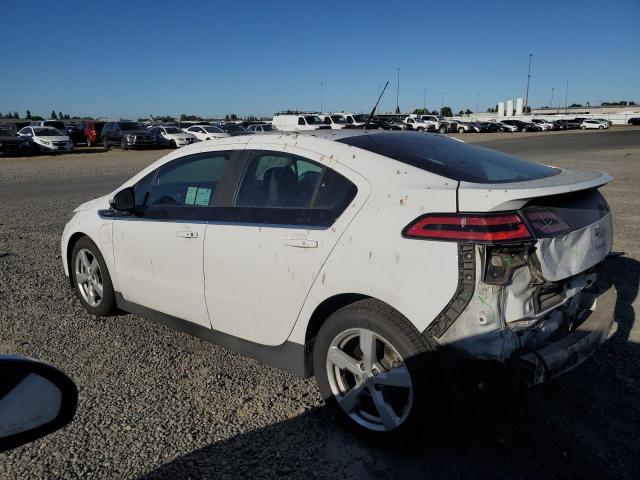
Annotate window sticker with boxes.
[194,188,212,206]
[185,186,198,205]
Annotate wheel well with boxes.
[303,293,370,375]
[66,232,87,287]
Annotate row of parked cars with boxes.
[0,113,620,157]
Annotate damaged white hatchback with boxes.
[61,130,616,438]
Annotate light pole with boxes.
[423,88,426,112]
[564,81,569,114]
[377,86,382,113]
[524,53,532,114]
[476,93,480,115]
[320,81,323,113]
[440,92,444,111]
[396,68,400,114]
[550,87,554,109]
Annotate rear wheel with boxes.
[71,237,116,316]
[103,137,110,150]
[581,125,587,130]
[438,125,447,134]
[120,138,128,150]
[313,299,444,440]
[457,127,465,134]
[599,125,604,130]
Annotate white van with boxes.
[319,114,350,129]
[272,114,330,132]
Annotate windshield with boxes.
[352,114,368,122]
[164,127,181,134]
[337,132,559,184]
[330,115,348,124]
[262,124,276,131]
[204,126,225,133]
[120,123,142,131]
[304,116,324,125]
[34,127,64,136]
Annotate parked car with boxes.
[83,121,105,147]
[500,119,541,132]
[418,115,455,133]
[0,356,78,453]
[594,118,612,128]
[342,113,369,127]
[247,124,279,133]
[374,119,403,130]
[495,122,518,132]
[30,120,66,131]
[272,113,331,131]
[217,123,253,136]
[580,120,606,130]
[65,124,86,145]
[179,121,212,132]
[18,126,73,153]
[0,127,32,155]
[62,130,616,438]
[627,117,640,125]
[150,126,198,148]
[403,117,431,131]
[554,119,581,130]
[186,125,230,141]
[531,119,554,131]
[454,121,476,133]
[101,122,155,150]
[320,114,350,129]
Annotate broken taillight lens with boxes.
[403,213,533,243]
[524,208,572,237]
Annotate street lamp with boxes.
[550,87,554,109]
[423,88,426,112]
[564,81,569,114]
[396,68,400,114]
[320,81,323,113]
[524,53,532,114]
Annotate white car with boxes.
[531,119,554,131]
[150,126,197,147]
[18,126,73,153]
[272,114,329,131]
[61,131,616,438]
[403,117,431,131]
[580,120,607,130]
[186,125,230,141]
[320,114,350,129]
[496,122,519,132]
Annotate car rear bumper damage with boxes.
[516,284,616,386]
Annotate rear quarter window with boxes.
[338,133,559,184]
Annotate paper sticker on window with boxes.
[185,186,198,205]
[195,188,212,206]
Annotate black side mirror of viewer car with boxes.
[0,356,78,453]
[110,187,135,213]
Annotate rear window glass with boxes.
[338,132,559,184]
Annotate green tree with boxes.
[26,110,32,119]
[51,110,58,119]
[440,106,453,117]
[31,115,44,121]
[58,111,63,120]
[465,109,472,115]
[458,110,464,116]
[225,114,230,121]
[13,111,19,119]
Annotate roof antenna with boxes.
[364,81,389,130]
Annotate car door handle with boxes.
[175,230,198,239]
[284,238,318,248]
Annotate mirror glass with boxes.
[0,373,62,438]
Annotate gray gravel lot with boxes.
[1,128,639,479]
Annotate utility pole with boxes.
[320,81,323,113]
[423,88,426,112]
[524,53,532,114]
[564,81,569,114]
[441,92,444,109]
[550,87,554,109]
[476,93,480,114]
[396,68,400,114]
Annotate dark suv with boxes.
[101,122,154,150]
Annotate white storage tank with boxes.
[516,97,524,115]
[506,99,514,116]
[498,102,505,117]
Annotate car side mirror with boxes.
[0,356,78,453]
[110,187,135,213]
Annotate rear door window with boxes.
[338,132,559,184]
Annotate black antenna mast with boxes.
[364,81,389,130]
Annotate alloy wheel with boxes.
[326,328,413,432]
[75,248,104,308]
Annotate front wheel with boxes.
[313,299,443,440]
[581,126,586,130]
[599,125,604,129]
[458,127,465,134]
[438,125,447,134]
[103,137,110,150]
[71,237,116,316]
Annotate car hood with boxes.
[36,136,69,142]
[74,195,106,213]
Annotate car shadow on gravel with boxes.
[140,256,639,480]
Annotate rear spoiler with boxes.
[457,169,612,212]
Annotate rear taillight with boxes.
[523,208,572,237]
[403,213,533,243]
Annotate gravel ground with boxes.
[0,128,639,479]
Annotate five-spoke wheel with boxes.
[71,236,116,316]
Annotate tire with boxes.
[581,126,586,130]
[599,125,604,130]
[313,299,444,441]
[71,236,116,316]
[120,138,128,150]
[170,139,177,148]
[103,137,110,150]
[438,125,447,134]
[457,127,465,134]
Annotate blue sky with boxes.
[0,0,638,118]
